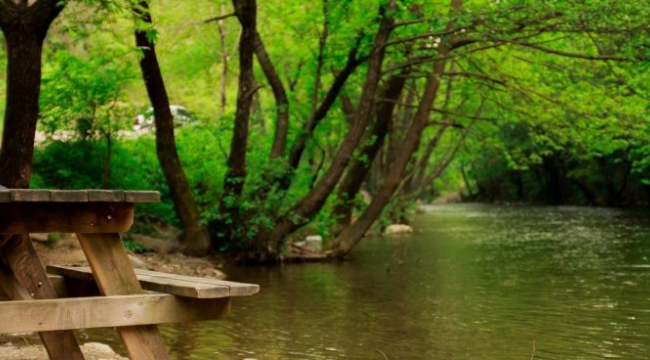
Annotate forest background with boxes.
[0,0,649,262]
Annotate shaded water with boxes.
[96,204,650,359]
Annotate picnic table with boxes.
[0,189,259,359]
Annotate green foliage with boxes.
[9,0,650,261]
[123,239,154,254]
[40,49,136,138]
[32,140,106,189]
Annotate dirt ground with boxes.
[33,232,227,279]
[0,231,226,359]
[0,341,126,360]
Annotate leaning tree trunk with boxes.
[331,71,408,229]
[257,3,397,258]
[330,0,465,257]
[134,1,211,256]
[331,51,449,257]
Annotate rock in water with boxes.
[304,235,323,251]
[384,224,413,235]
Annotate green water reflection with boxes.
[93,204,650,359]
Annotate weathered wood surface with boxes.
[0,189,160,203]
[48,266,260,299]
[0,202,134,233]
[0,294,230,333]
[77,232,170,360]
[0,235,85,360]
[0,234,11,248]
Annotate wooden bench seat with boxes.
[47,265,259,299]
[0,266,260,333]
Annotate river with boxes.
[96,204,650,359]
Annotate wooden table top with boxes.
[0,189,160,203]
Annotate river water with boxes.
[97,204,650,359]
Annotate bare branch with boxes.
[504,37,630,61]
[431,108,497,123]
[443,71,507,86]
[204,12,236,23]
[252,30,289,159]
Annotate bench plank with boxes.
[48,266,260,298]
[0,294,230,333]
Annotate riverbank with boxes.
[0,341,126,360]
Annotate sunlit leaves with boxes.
[39,50,136,136]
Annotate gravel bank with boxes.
[0,342,126,360]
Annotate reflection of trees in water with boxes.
[331,237,438,359]
[156,208,650,359]
[165,322,200,360]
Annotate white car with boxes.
[133,105,195,131]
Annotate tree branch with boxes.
[252,30,289,159]
[504,37,629,61]
[204,12,236,23]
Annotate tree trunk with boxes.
[134,1,211,256]
[0,0,63,188]
[252,31,288,160]
[331,71,408,229]
[216,3,228,116]
[330,0,466,256]
[259,3,396,256]
[211,0,257,248]
[102,132,112,189]
[332,51,449,256]
[286,46,363,172]
[0,3,86,359]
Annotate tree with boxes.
[8,0,650,263]
[0,0,65,188]
[0,2,86,358]
[134,1,211,256]
[194,0,650,261]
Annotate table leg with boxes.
[76,232,170,360]
[0,234,85,360]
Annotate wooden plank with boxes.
[49,266,227,298]
[134,269,261,297]
[77,232,171,360]
[0,294,230,333]
[48,274,69,297]
[125,191,160,203]
[134,268,260,297]
[0,262,32,300]
[50,190,89,202]
[48,266,259,298]
[0,189,159,203]
[10,189,51,201]
[0,202,133,233]
[88,190,125,202]
[0,234,85,360]
[49,274,100,298]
